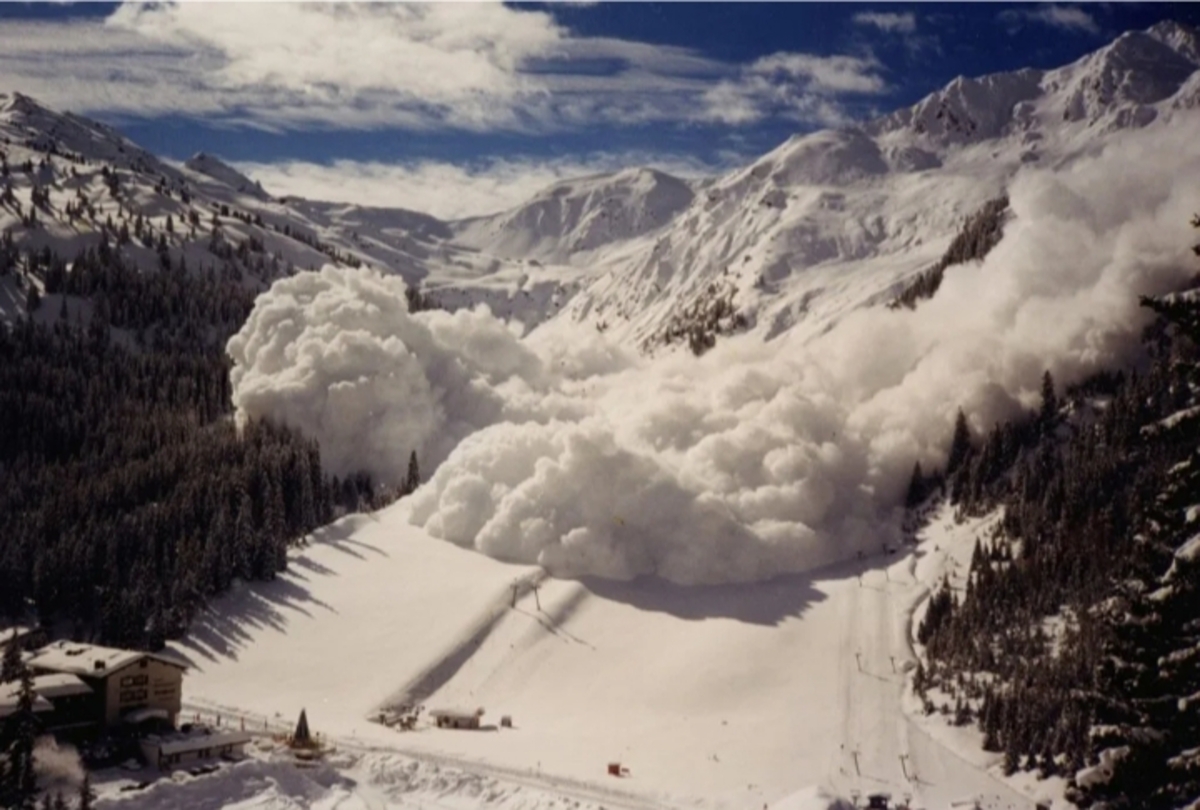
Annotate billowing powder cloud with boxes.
[227,266,583,485]
[230,117,1200,585]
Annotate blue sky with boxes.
[0,2,1194,217]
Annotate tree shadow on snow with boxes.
[172,522,359,668]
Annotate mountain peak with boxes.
[451,165,694,261]
[0,91,44,118]
[184,152,270,200]
[1146,19,1200,65]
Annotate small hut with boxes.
[430,707,484,729]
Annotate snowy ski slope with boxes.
[142,503,1057,810]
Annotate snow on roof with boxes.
[32,673,92,699]
[0,681,53,718]
[25,640,186,678]
[143,728,253,757]
[1,624,35,641]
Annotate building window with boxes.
[120,674,150,687]
[119,689,148,703]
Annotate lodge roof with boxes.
[24,641,187,678]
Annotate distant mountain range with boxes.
[2,20,1197,351]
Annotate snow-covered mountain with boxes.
[451,167,698,263]
[3,21,1199,353]
[544,19,1200,350]
[184,152,271,200]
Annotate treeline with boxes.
[0,242,384,651]
[890,195,1008,309]
[912,222,1200,808]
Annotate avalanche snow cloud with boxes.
[229,118,1200,586]
[227,267,582,486]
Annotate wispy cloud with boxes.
[853,11,917,35]
[702,53,887,126]
[999,5,1101,36]
[0,2,892,134]
[232,153,726,220]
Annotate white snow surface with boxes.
[139,501,1054,810]
[184,152,271,200]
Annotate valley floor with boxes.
[94,504,1063,810]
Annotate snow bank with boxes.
[231,117,1200,585]
[102,750,622,810]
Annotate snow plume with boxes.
[33,737,84,796]
[227,266,575,487]
[235,117,1200,585]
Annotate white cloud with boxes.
[703,53,886,126]
[232,153,723,220]
[853,12,917,35]
[1000,5,1101,36]
[228,116,1200,586]
[0,2,891,133]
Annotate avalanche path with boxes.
[162,503,1053,810]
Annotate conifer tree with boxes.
[77,773,94,810]
[0,663,39,808]
[1,631,21,683]
[404,450,420,496]
[1040,370,1058,431]
[905,462,926,509]
[947,409,971,475]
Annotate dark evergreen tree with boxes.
[905,462,926,509]
[77,773,94,810]
[1040,370,1058,432]
[0,240,378,646]
[0,663,38,808]
[1,632,20,683]
[404,450,420,496]
[946,409,971,476]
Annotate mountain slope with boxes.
[543,20,1200,352]
[4,22,1199,355]
[169,501,1048,810]
[451,167,697,263]
[184,152,271,200]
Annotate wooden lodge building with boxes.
[19,640,187,734]
[3,636,262,770]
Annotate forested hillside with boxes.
[912,218,1200,809]
[0,238,388,651]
